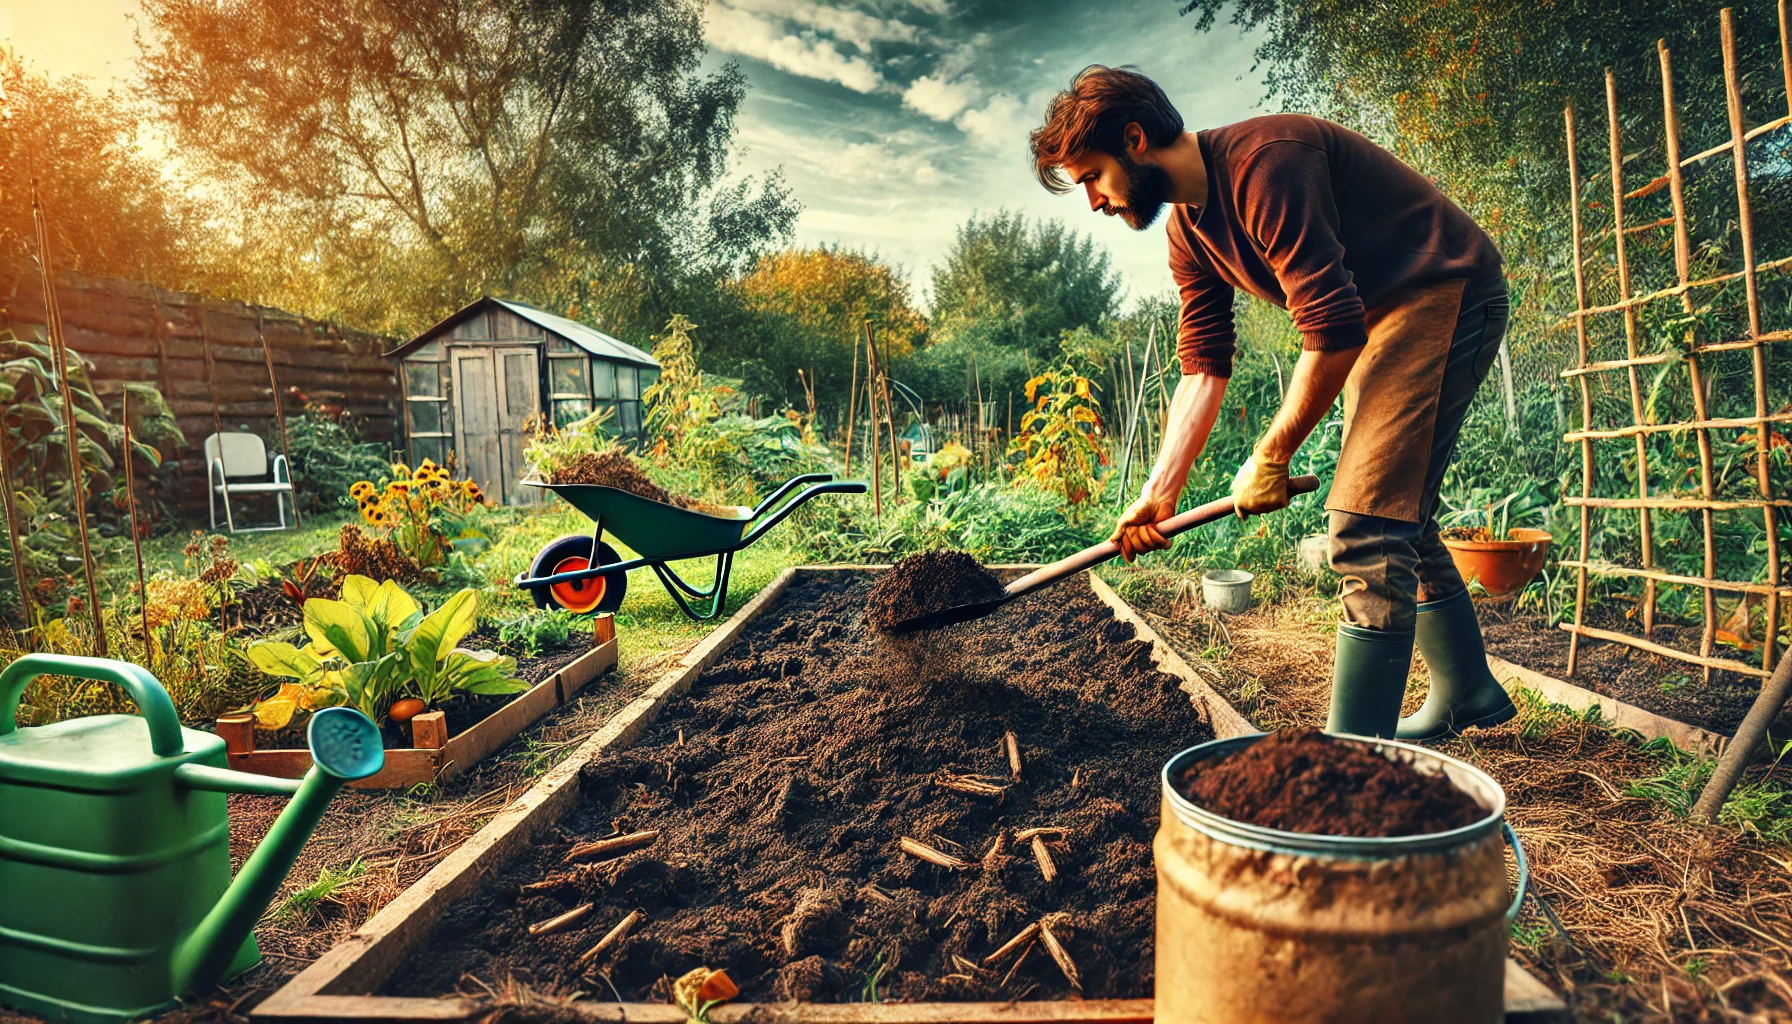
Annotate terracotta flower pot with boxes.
[1442,528,1553,600]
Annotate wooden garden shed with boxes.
[390,297,659,505]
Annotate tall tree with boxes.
[0,55,203,287]
[725,247,927,426]
[139,0,797,336]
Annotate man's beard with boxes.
[1107,150,1172,230]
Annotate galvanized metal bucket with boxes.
[1200,569,1254,615]
[1155,733,1526,1024]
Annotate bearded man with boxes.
[1030,65,1515,740]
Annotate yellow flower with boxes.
[350,481,375,500]
[390,463,412,479]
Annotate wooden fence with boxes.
[1,268,400,522]
[1560,4,1792,682]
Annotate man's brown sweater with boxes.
[1169,114,1500,378]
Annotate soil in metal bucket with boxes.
[864,550,1007,632]
[1176,727,1485,838]
[381,572,1216,1002]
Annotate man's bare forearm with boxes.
[1254,346,1364,462]
[1142,372,1229,504]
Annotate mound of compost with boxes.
[865,550,1007,632]
[544,445,742,516]
[1177,728,1485,838]
[383,573,1217,1002]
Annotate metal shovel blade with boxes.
[881,475,1320,634]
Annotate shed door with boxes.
[452,347,540,505]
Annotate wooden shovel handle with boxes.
[1003,475,1322,599]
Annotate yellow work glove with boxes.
[1230,449,1291,517]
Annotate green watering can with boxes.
[0,653,384,1023]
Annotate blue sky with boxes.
[705,0,1267,308]
[1,0,1268,311]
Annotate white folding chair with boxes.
[205,432,295,533]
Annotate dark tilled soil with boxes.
[1481,606,1792,736]
[547,446,735,515]
[260,629,596,750]
[865,551,1008,632]
[1177,728,1485,837]
[382,573,1217,1003]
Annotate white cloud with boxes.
[956,93,1025,145]
[905,0,951,15]
[902,74,981,122]
[705,3,886,93]
[721,0,919,52]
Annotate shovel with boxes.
[885,475,1321,634]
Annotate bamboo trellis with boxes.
[1560,5,1792,692]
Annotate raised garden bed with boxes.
[1481,605,1792,738]
[217,618,619,789]
[254,569,1562,1023]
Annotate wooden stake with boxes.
[876,321,901,501]
[899,836,971,870]
[1563,100,1594,679]
[256,308,300,526]
[528,902,592,936]
[200,309,225,454]
[28,162,104,655]
[865,320,882,518]
[844,334,860,475]
[1038,917,1081,990]
[1004,731,1022,781]
[1030,836,1058,883]
[565,829,658,863]
[0,398,33,638]
[122,388,150,651]
[575,909,643,968]
[982,922,1040,967]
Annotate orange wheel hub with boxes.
[549,556,606,613]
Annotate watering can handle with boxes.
[0,653,184,757]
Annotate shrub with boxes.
[283,403,394,516]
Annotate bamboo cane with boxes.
[844,334,859,474]
[257,309,300,526]
[0,415,30,639]
[875,322,900,501]
[201,310,224,445]
[864,321,881,518]
[28,161,105,655]
[122,388,150,653]
[1563,101,1593,679]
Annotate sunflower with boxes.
[350,480,376,500]
[414,460,438,480]
[388,479,413,493]
[390,463,412,479]
[463,481,486,503]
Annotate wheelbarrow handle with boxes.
[1003,475,1322,600]
[750,473,837,518]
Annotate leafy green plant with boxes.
[283,402,393,517]
[275,858,366,922]
[246,575,525,727]
[497,608,578,657]
[1010,361,1106,507]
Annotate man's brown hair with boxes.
[1030,65,1184,194]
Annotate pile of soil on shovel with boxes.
[865,550,1008,632]
[382,573,1217,1002]
[1177,728,1485,838]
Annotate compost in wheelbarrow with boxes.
[515,472,865,620]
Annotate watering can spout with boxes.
[171,707,384,996]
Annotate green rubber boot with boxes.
[1325,624,1415,739]
[1396,589,1518,741]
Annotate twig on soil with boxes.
[1039,916,1082,991]
[1000,942,1036,988]
[1014,826,1066,842]
[1004,730,1023,781]
[982,922,1041,967]
[565,830,658,863]
[859,883,894,904]
[519,868,590,896]
[1031,836,1059,883]
[900,836,971,870]
[1071,767,1081,788]
[981,829,1010,868]
[575,910,643,969]
[770,755,809,763]
[936,772,1009,799]
[528,902,592,936]
[677,729,684,747]
[951,954,987,975]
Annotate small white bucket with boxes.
[1200,569,1254,614]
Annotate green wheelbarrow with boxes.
[514,472,866,621]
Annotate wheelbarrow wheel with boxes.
[529,535,627,614]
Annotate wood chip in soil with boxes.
[379,573,1218,1002]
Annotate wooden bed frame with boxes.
[252,567,1566,1023]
